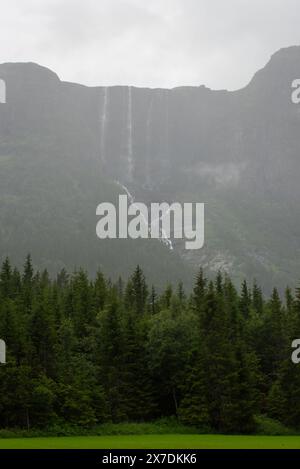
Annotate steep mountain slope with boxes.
[1,46,300,291]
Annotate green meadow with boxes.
[0,435,300,449]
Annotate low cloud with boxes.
[0,0,299,90]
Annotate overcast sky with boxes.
[0,0,299,90]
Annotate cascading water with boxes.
[145,96,153,188]
[127,86,134,182]
[110,89,173,251]
[100,87,109,166]
[115,180,173,250]
[116,180,134,205]
[165,90,170,167]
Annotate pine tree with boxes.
[239,280,251,318]
[160,285,173,310]
[21,254,34,314]
[1,255,300,431]
[97,296,128,421]
[94,271,107,311]
[252,281,263,315]
[0,258,12,299]
[192,268,207,312]
[150,286,158,315]
[125,266,148,315]
[177,281,186,305]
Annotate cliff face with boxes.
[2,48,300,191]
[1,47,300,291]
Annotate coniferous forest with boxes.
[0,255,300,434]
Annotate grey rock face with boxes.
[1,47,300,292]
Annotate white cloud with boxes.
[0,0,299,90]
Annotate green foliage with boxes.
[254,415,292,436]
[0,258,299,433]
[0,418,196,439]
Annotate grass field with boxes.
[0,435,300,449]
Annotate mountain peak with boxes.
[246,45,300,91]
[0,62,60,83]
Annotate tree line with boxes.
[0,255,299,433]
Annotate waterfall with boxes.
[115,180,173,250]
[115,180,134,205]
[114,90,173,251]
[165,90,170,167]
[100,87,109,166]
[127,86,134,181]
[145,96,153,187]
